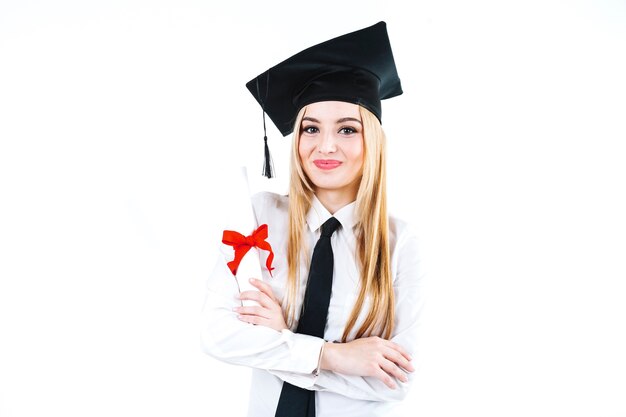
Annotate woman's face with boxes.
[298,101,364,202]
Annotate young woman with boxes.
[201,22,424,417]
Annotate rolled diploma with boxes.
[223,166,262,307]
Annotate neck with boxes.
[314,187,358,214]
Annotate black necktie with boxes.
[274,216,341,417]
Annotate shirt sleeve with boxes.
[269,228,426,401]
[200,191,325,376]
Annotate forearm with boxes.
[270,344,414,402]
[200,260,324,374]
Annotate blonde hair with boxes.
[285,104,394,342]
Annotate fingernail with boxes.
[249,278,256,283]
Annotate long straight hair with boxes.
[285,104,394,342]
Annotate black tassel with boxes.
[263,134,274,178]
[257,72,274,178]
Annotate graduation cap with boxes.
[246,21,403,178]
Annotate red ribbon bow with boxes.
[222,224,274,277]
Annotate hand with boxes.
[320,337,414,389]
[235,278,288,332]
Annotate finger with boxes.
[384,340,412,362]
[237,314,268,326]
[239,290,273,307]
[383,348,414,373]
[374,367,397,389]
[234,305,270,319]
[380,358,409,383]
[249,278,277,301]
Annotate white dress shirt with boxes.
[201,192,424,417]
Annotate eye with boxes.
[301,125,319,134]
[338,126,358,135]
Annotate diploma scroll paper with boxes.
[223,166,263,307]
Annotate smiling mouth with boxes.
[313,160,342,170]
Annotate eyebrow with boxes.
[302,116,362,125]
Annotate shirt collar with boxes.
[306,194,357,233]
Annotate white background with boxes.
[1,0,625,416]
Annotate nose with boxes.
[318,130,337,154]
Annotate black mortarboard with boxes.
[246,21,403,178]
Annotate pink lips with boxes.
[313,159,342,170]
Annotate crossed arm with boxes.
[236,278,414,390]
